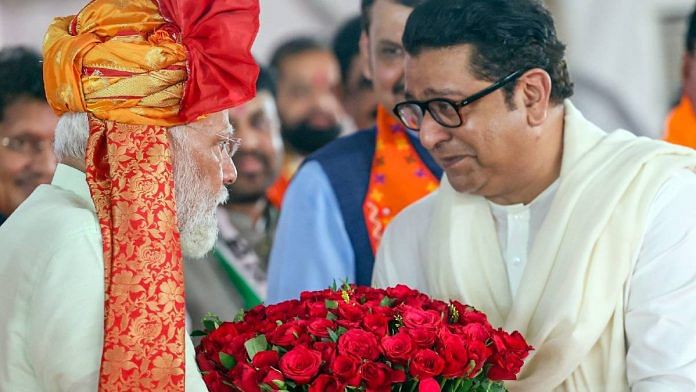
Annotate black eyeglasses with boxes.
[393,68,527,131]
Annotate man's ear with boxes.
[359,31,373,82]
[518,68,552,127]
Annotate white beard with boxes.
[172,143,228,259]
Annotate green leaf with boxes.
[272,380,286,389]
[379,296,395,307]
[330,280,338,291]
[325,299,339,309]
[328,328,339,342]
[244,334,268,360]
[337,326,347,336]
[190,329,207,337]
[233,308,246,322]
[219,352,237,370]
[259,383,273,392]
[202,313,222,333]
[326,312,337,321]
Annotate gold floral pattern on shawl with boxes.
[86,116,185,390]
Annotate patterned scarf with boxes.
[42,0,259,389]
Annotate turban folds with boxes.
[43,1,259,390]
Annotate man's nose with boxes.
[419,112,451,151]
[222,153,237,185]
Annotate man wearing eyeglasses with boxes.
[374,0,696,390]
[0,47,58,226]
[267,0,442,304]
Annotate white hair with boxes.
[54,112,89,162]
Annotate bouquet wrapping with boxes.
[195,284,532,391]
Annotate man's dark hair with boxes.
[256,65,276,97]
[270,37,327,78]
[332,15,363,85]
[687,7,696,54]
[360,0,427,34]
[403,0,573,105]
[0,47,46,122]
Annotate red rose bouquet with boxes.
[194,284,532,391]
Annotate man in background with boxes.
[333,15,378,131]
[266,37,346,208]
[186,67,283,325]
[0,47,58,226]
[664,6,696,147]
[375,0,696,389]
[267,0,441,303]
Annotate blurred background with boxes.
[0,0,693,137]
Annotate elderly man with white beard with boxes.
[0,0,259,391]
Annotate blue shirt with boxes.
[266,161,354,303]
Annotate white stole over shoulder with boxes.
[426,101,696,391]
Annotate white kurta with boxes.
[0,164,207,391]
[374,129,696,388]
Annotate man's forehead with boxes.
[186,109,233,134]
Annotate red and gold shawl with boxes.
[43,1,259,390]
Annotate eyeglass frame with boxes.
[392,68,529,131]
[217,136,242,159]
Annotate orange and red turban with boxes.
[42,1,259,390]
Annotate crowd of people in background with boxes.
[0,0,694,340]
[0,0,695,389]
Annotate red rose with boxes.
[312,341,336,369]
[268,321,306,347]
[265,300,302,321]
[307,301,329,318]
[202,371,234,392]
[360,361,391,390]
[438,332,470,378]
[418,377,441,392]
[458,322,491,341]
[221,332,255,363]
[331,354,362,386]
[260,368,285,390]
[452,302,492,330]
[229,363,261,392]
[401,306,442,330]
[386,284,419,300]
[252,350,279,369]
[196,351,218,373]
[410,349,445,380]
[381,332,414,362]
[407,327,437,348]
[309,374,346,392]
[487,330,532,380]
[308,318,335,338]
[492,330,532,354]
[338,302,365,322]
[487,351,526,380]
[363,313,389,337]
[465,339,493,376]
[279,345,323,384]
[426,300,449,316]
[338,329,381,360]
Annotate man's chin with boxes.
[179,223,218,260]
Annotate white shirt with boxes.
[0,164,206,391]
[373,169,696,390]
